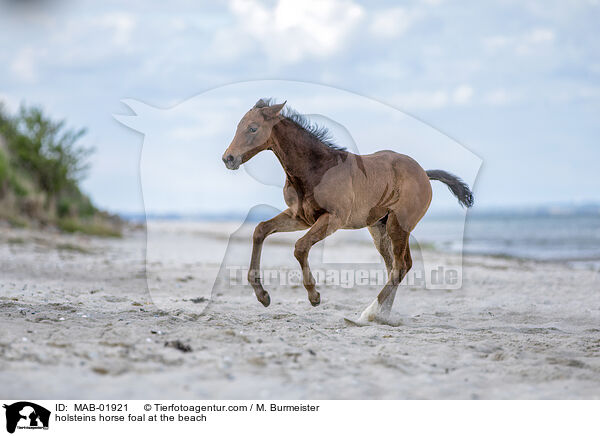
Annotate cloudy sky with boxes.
[1,0,599,214]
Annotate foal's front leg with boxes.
[249,209,308,307]
[294,213,342,306]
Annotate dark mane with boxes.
[255,98,346,151]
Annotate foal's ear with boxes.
[254,98,268,108]
[261,101,286,119]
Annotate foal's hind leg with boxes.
[379,241,412,316]
[294,213,342,306]
[249,209,308,307]
[368,219,393,276]
[359,214,411,322]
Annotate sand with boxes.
[0,221,599,399]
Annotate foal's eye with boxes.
[248,126,257,133]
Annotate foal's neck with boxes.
[270,118,344,185]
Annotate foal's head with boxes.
[222,99,286,170]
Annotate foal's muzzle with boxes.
[222,153,241,170]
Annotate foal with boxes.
[222,99,473,322]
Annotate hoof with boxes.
[358,299,379,323]
[343,317,369,327]
[309,292,320,307]
[258,292,271,307]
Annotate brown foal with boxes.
[222,99,473,322]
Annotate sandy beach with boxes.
[1,221,599,399]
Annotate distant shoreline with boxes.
[123,216,600,269]
[119,204,600,223]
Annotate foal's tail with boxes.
[426,170,474,208]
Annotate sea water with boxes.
[417,213,600,268]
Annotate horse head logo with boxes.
[115,80,481,322]
[3,402,50,434]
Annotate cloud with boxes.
[482,35,511,51]
[97,12,136,47]
[225,0,364,63]
[52,11,136,50]
[12,11,140,73]
[10,47,37,82]
[483,88,520,106]
[452,85,473,105]
[528,28,555,44]
[393,85,474,110]
[369,7,414,38]
[483,27,556,55]
[515,28,555,55]
[0,92,20,112]
[394,89,448,110]
[575,86,600,99]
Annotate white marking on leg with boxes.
[358,298,380,323]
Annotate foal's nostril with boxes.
[223,154,234,163]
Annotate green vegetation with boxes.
[0,102,121,236]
